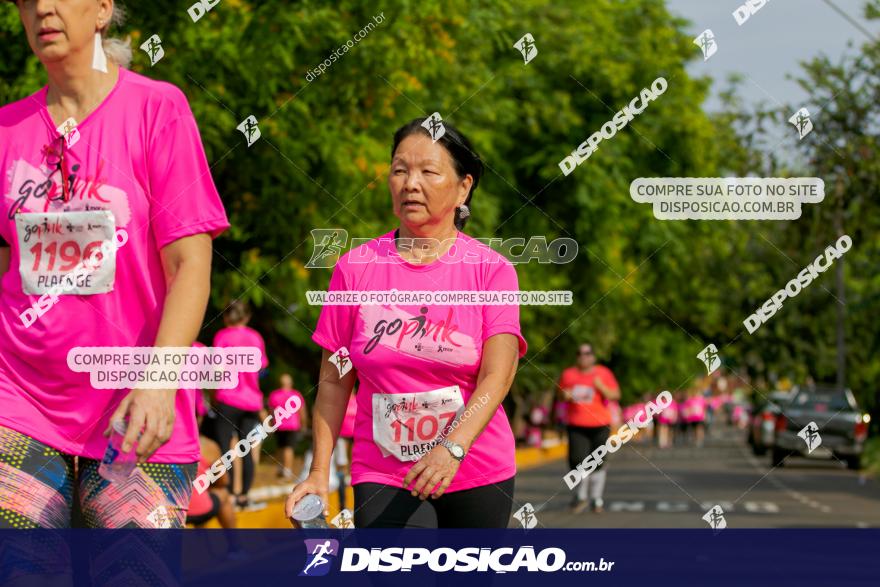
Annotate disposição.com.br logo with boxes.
[299,541,613,575]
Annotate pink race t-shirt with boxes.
[180,341,207,416]
[312,231,528,493]
[268,388,304,431]
[340,393,357,439]
[0,68,229,463]
[213,326,268,412]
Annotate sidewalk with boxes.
[199,439,568,528]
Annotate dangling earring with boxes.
[457,204,470,219]
[92,28,108,73]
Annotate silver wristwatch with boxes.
[439,439,466,462]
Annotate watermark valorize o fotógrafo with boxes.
[559,77,667,176]
[306,290,572,306]
[743,235,851,334]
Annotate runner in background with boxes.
[657,391,679,449]
[187,435,239,534]
[639,392,657,445]
[687,389,707,447]
[558,343,620,514]
[675,391,689,444]
[268,373,307,480]
[212,300,269,510]
[525,392,550,448]
[552,394,568,442]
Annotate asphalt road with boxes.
[511,424,880,528]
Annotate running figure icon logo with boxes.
[513,33,538,64]
[300,539,339,577]
[146,506,172,528]
[421,112,446,143]
[513,503,538,529]
[329,347,353,378]
[697,344,721,375]
[330,509,354,529]
[693,29,717,61]
[139,34,165,66]
[702,504,727,533]
[237,115,261,147]
[788,108,813,139]
[306,229,349,268]
[798,421,822,453]
[56,118,80,149]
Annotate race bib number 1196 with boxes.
[15,210,118,296]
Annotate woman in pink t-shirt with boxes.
[0,2,228,531]
[657,395,678,449]
[286,119,527,528]
[268,373,307,480]
[212,300,269,508]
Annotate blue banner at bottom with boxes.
[0,529,877,586]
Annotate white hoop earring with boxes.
[457,204,470,219]
[92,31,108,72]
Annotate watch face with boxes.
[451,445,464,458]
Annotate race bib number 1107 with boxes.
[372,385,465,462]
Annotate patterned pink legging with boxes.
[0,426,196,529]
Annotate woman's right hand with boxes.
[285,471,330,525]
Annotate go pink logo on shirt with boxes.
[359,305,478,366]
[6,158,131,225]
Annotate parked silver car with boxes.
[771,386,870,469]
[748,390,793,456]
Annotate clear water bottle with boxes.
[291,494,329,529]
[98,420,139,483]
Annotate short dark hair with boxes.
[391,118,483,230]
[224,300,251,324]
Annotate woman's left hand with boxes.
[104,389,177,462]
[403,444,461,500]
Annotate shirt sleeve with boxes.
[311,262,357,354]
[599,366,620,391]
[258,332,269,369]
[147,112,230,249]
[481,260,528,358]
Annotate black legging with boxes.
[213,402,260,500]
[354,477,515,528]
[567,424,611,471]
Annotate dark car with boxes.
[771,386,870,469]
[747,390,793,456]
